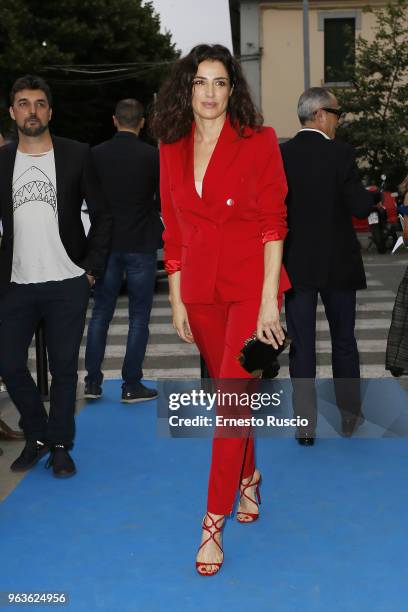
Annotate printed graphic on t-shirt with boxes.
[12,165,57,216]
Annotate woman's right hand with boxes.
[171,300,194,343]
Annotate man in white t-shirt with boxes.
[0,75,112,477]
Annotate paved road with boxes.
[2,245,407,499]
[31,247,408,381]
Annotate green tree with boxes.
[0,0,179,143]
[335,0,408,187]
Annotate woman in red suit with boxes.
[151,44,290,576]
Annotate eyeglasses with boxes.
[320,107,345,120]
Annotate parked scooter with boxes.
[367,175,387,253]
[366,175,398,253]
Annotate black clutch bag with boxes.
[237,329,292,377]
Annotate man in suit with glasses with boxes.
[280,87,375,444]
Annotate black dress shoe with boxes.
[10,440,49,472]
[0,418,25,441]
[46,445,76,478]
[390,367,404,378]
[296,433,315,446]
[121,383,158,403]
[341,413,365,437]
[84,382,102,400]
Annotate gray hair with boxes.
[297,87,334,125]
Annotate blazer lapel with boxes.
[180,116,243,221]
[202,116,243,222]
[0,142,18,236]
[51,135,66,229]
[202,116,241,193]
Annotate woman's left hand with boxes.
[256,298,285,348]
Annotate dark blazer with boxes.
[92,131,163,253]
[0,135,112,291]
[161,117,291,303]
[280,130,373,290]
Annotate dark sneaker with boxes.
[0,418,25,440]
[84,382,102,400]
[10,440,49,472]
[295,429,316,446]
[46,445,76,478]
[390,367,404,378]
[121,383,158,404]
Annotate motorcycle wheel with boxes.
[389,230,398,248]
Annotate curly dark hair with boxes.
[150,44,263,143]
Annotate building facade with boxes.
[240,0,385,139]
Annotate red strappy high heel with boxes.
[236,471,262,523]
[196,513,224,576]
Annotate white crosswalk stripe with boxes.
[28,338,393,360]
[90,301,396,319]
[364,259,408,267]
[113,289,397,302]
[82,318,393,336]
[65,267,399,380]
[76,365,394,380]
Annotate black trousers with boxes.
[285,288,361,429]
[0,275,90,447]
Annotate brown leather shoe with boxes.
[0,418,25,441]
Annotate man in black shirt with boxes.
[84,99,163,402]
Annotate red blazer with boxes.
[160,116,291,304]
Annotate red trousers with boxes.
[186,295,282,515]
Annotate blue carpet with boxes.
[1,379,408,612]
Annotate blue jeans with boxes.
[85,252,156,389]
